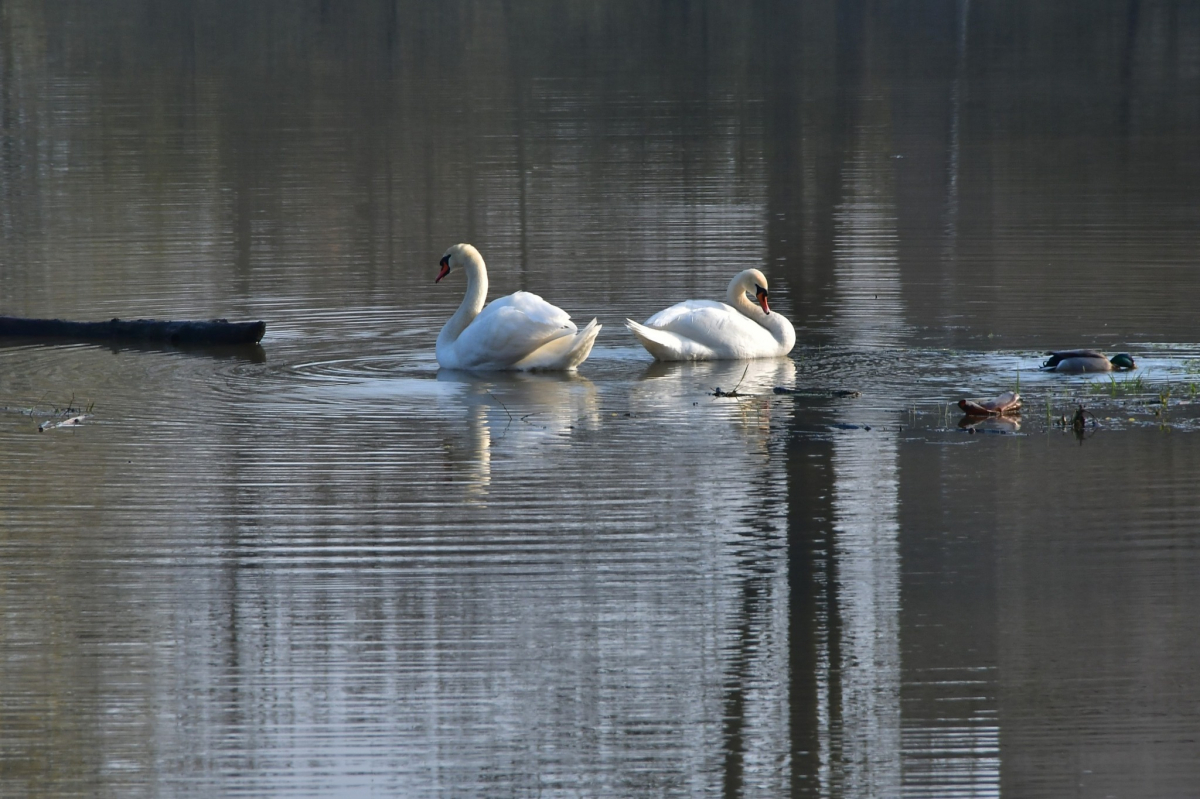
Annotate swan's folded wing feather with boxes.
[453,291,578,368]
[644,301,768,353]
[498,291,576,327]
[516,318,601,370]
[644,300,728,329]
[626,318,716,360]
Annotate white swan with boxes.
[625,269,796,360]
[435,243,601,371]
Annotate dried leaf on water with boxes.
[957,391,1022,417]
[39,414,89,432]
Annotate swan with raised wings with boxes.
[435,243,601,371]
[625,269,795,361]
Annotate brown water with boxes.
[3,2,1200,797]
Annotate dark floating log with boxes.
[0,316,266,346]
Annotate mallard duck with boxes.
[1041,350,1136,373]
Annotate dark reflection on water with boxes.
[2,1,1200,796]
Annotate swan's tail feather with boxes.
[562,317,601,370]
[625,318,682,361]
[515,318,602,371]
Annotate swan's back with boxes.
[439,291,601,371]
[644,300,729,329]
[628,298,792,361]
[492,291,575,329]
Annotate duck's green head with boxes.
[1110,353,1136,369]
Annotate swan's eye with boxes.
[756,285,767,296]
[440,256,450,269]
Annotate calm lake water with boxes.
[3,2,1200,797]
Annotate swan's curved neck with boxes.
[438,255,488,347]
[727,275,797,351]
[727,278,767,323]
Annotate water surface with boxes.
[3,2,1200,797]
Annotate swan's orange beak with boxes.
[755,286,771,315]
[436,257,451,283]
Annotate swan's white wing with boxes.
[626,318,717,360]
[644,299,728,328]
[451,291,578,369]
[498,291,575,329]
[643,300,774,356]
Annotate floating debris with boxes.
[958,391,1021,417]
[712,365,750,397]
[0,315,265,346]
[1072,405,1098,432]
[39,414,89,432]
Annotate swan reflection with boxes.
[635,357,797,396]
[629,358,796,454]
[436,370,600,498]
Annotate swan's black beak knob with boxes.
[436,256,451,283]
[755,285,771,315]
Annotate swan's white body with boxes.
[435,243,601,371]
[625,269,795,361]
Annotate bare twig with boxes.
[712,364,751,398]
[484,389,514,439]
[485,390,513,422]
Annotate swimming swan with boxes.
[625,269,795,361]
[435,243,601,371]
